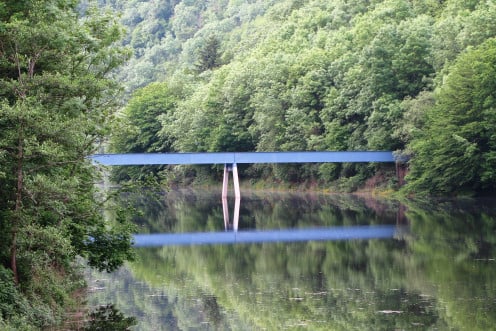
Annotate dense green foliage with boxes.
[104,0,496,195]
[407,39,496,195]
[0,0,135,328]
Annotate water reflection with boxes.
[85,304,137,331]
[88,192,496,331]
[126,190,403,233]
[222,197,240,231]
[133,225,403,247]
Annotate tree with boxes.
[406,38,496,195]
[110,81,181,181]
[0,0,134,327]
[195,35,222,72]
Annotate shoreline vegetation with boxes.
[157,173,399,202]
[0,2,135,330]
[175,176,396,196]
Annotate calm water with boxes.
[87,190,496,330]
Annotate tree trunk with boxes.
[10,231,18,285]
[11,122,24,285]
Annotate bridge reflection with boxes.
[223,197,240,231]
[132,190,409,247]
[132,224,405,247]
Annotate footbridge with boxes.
[91,151,396,198]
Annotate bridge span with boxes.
[91,151,396,198]
[91,151,394,165]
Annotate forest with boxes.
[106,0,496,196]
[1,0,496,329]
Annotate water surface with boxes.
[87,191,496,330]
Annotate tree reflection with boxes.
[404,199,496,331]
[104,192,496,330]
[85,304,136,331]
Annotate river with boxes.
[86,190,496,330]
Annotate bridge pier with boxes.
[222,163,240,199]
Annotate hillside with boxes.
[103,0,496,196]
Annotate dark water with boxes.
[87,190,496,330]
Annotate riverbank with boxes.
[171,168,400,199]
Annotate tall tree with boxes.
[0,0,133,326]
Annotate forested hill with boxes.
[103,0,496,196]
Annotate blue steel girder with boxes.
[90,151,395,166]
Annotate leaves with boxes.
[406,38,496,195]
[0,0,134,327]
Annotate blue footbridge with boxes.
[91,151,398,198]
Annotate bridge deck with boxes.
[91,151,395,166]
